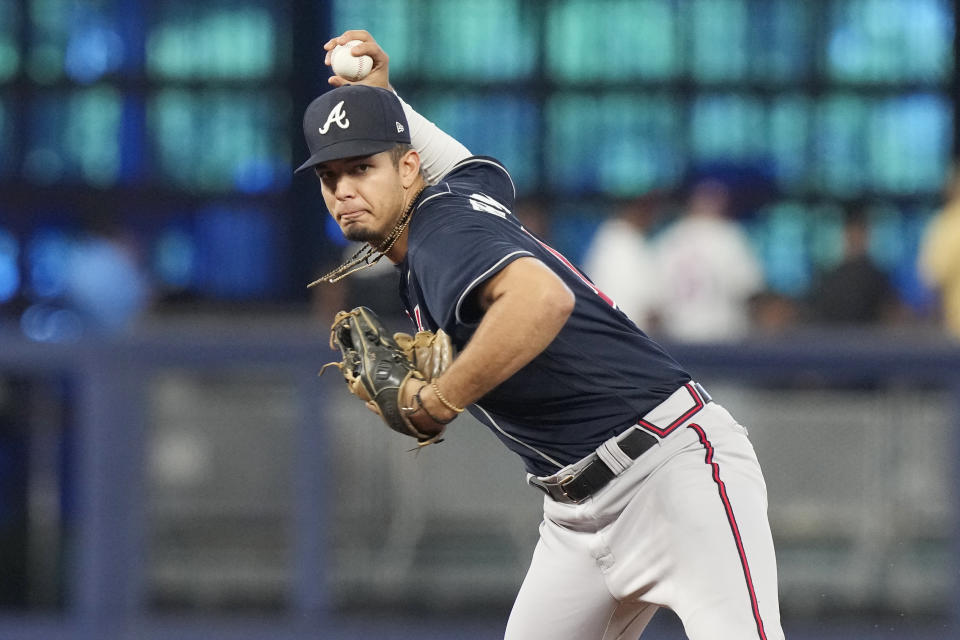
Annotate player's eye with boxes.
[352,164,371,175]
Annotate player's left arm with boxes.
[402,257,575,433]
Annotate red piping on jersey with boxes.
[637,382,704,437]
[688,422,769,640]
[521,228,615,308]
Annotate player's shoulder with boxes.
[438,155,516,206]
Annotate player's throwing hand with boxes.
[323,30,391,90]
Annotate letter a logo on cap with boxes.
[318,101,350,134]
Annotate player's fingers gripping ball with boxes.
[321,307,453,446]
[330,39,373,81]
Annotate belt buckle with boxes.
[558,474,583,504]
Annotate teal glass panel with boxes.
[546,0,678,82]
[687,0,748,81]
[826,0,953,83]
[28,0,125,84]
[24,87,123,186]
[689,94,767,162]
[0,0,20,81]
[148,89,291,192]
[417,92,538,190]
[147,1,288,80]
[28,0,72,82]
[331,0,418,78]
[423,0,536,80]
[768,95,812,191]
[808,202,846,269]
[546,92,682,196]
[334,0,534,80]
[865,94,951,194]
[813,94,869,196]
[751,202,812,296]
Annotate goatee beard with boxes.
[344,226,380,244]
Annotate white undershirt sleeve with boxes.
[395,93,471,184]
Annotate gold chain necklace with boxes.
[307,185,426,287]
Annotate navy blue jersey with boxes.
[398,157,690,476]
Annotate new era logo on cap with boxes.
[295,85,411,174]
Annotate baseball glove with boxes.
[321,307,452,446]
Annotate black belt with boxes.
[530,428,659,504]
[529,383,713,504]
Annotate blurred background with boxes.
[1,0,959,638]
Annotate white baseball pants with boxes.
[505,402,785,640]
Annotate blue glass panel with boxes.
[417,93,538,191]
[193,207,278,299]
[28,0,126,84]
[26,227,72,299]
[148,89,291,192]
[891,208,938,310]
[547,92,682,196]
[866,94,951,194]
[25,88,123,186]
[0,98,12,178]
[827,0,952,83]
[146,1,288,80]
[0,226,20,303]
[747,0,813,82]
[153,225,196,290]
[548,201,606,269]
[546,0,678,81]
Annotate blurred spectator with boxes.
[64,229,153,334]
[808,202,898,325]
[918,168,960,338]
[581,192,664,332]
[653,179,764,342]
[750,291,799,336]
[513,196,553,241]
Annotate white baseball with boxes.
[331,40,373,82]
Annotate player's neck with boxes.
[381,181,426,263]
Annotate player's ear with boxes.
[399,149,421,188]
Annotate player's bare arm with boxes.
[403,257,575,434]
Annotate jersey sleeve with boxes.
[410,206,533,331]
[442,157,517,216]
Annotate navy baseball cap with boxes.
[295,85,411,174]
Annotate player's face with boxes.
[315,151,406,245]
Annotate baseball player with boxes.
[300,30,785,640]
